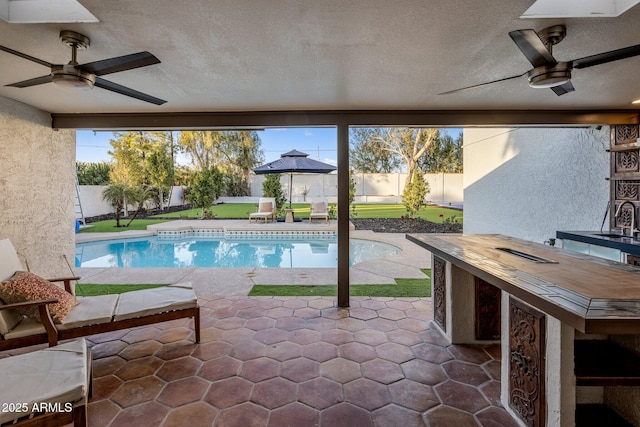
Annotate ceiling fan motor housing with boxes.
[51,64,95,90]
[527,62,572,88]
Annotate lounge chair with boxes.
[249,197,276,223]
[0,238,200,351]
[309,200,329,224]
[0,338,91,426]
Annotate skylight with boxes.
[521,0,640,18]
[0,0,98,23]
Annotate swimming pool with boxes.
[75,235,401,268]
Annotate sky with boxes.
[75,127,462,166]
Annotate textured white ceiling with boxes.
[0,0,639,114]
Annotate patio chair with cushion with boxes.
[309,200,329,224]
[0,338,91,426]
[249,197,276,223]
[0,238,200,351]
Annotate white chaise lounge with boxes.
[0,238,200,351]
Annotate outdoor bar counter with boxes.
[406,233,640,427]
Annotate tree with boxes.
[262,174,286,215]
[145,146,175,209]
[349,128,401,173]
[350,127,439,192]
[402,170,430,219]
[125,186,155,227]
[102,183,133,227]
[418,131,463,173]
[76,161,111,185]
[187,167,223,218]
[108,132,154,187]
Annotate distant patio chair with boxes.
[249,197,276,223]
[309,200,329,224]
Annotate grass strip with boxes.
[75,283,167,296]
[249,269,431,297]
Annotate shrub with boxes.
[402,171,430,219]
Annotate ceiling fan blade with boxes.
[6,75,54,88]
[438,72,527,95]
[550,81,575,96]
[94,77,166,105]
[80,52,160,76]
[509,29,556,68]
[0,45,53,68]
[570,44,640,69]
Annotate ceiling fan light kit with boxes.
[527,62,572,88]
[0,30,167,105]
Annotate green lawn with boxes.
[249,269,432,297]
[79,219,169,233]
[75,283,166,296]
[81,203,462,232]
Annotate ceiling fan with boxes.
[0,30,167,105]
[440,25,640,96]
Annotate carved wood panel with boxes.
[509,298,546,427]
[614,203,638,229]
[614,125,639,145]
[616,181,639,200]
[615,151,639,173]
[433,256,446,332]
[475,278,501,340]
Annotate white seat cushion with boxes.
[2,316,46,340]
[114,286,198,321]
[0,338,88,424]
[58,294,119,330]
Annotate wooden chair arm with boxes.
[48,276,81,294]
[0,299,60,347]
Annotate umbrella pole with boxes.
[289,173,293,209]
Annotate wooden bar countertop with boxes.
[406,234,640,334]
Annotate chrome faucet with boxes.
[615,201,637,237]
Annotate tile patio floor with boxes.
[75,294,519,427]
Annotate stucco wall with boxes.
[0,96,76,277]
[463,127,609,243]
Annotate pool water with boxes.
[75,236,401,268]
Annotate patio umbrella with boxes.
[253,149,336,209]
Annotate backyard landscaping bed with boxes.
[351,217,462,233]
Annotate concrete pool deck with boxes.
[75,220,432,296]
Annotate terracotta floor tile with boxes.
[156,327,193,344]
[215,317,246,330]
[254,327,289,345]
[320,402,373,427]
[396,318,431,333]
[92,355,126,378]
[118,340,162,361]
[239,357,280,382]
[321,329,354,345]
[361,359,404,384]
[251,377,297,409]
[377,307,407,321]
[386,329,422,346]
[90,340,129,359]
[87,399,121,427]
[435,380,490,413]
[192,340,233,361]
[281,357,319,382]
[375,342,415,364]
[114,356,163,381]
[157,376,209,408]
[204,377,253,408]
[91,374,123,401]
[303,341,339,362]
[476,407,522,427]
[388,379,439,412]
[424,405,479,427]
[265,341,303,361]
[349,307,378,321]
[339,341,376,363]
[404,308,432,321]
[221,327,256,344]
[275,316,306,331]
[358,299,388,310]
[244,317,276,331]
[288,328,321,345]
[365,317,399,332]
[412,342,454,364]
[268,402,319,427]
[353,329,388,346]
[335,317,366,332]
[344,378,390,410]
[109,401,169,427]
[88,329,129,344]
[198,356,242,381]
[321,358,362,383]
[442,360,491,386]
[230,339,266,360]
[156,356,203,382]
[401,359,448,385]
[110,376,165,408]
[419,327,451,347]
[265,307,294,319]
[216,402,270,427]
[294,307,321,319]
[121,327,161,344]
[154,341,198,360]
[372,404,424,427]
[161,402,218,427]
[448,345,493,365]
[479,380,502,407]
[297,377,343,410]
